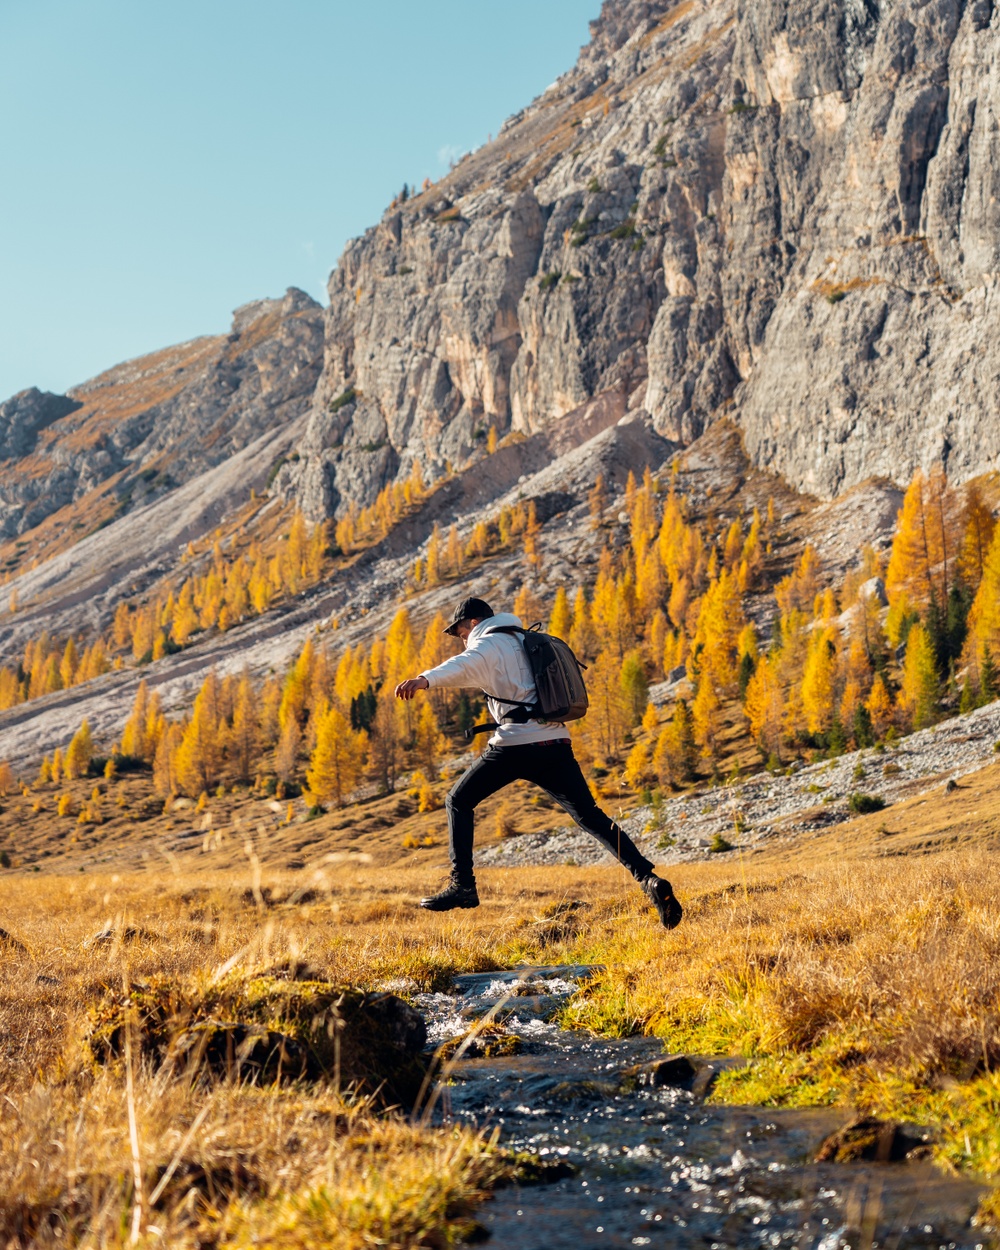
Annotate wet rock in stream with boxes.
[814,1117,935,1165]
[412,966,990,1249]
[619,1054,752,1099]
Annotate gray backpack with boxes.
[466,623,589,738]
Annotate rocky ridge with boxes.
[0,288,322,545]
[3,0,999,563]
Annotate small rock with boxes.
[620,1054,697,1089]
[620,1053,748,1097]
[438,1024,523,1060]
[814,1117,932,1163]
[0,927,28,953]
[84,924,154,948]
[509,1156,578,1184]
[856,577,888,607]
[549,1077,620,1102]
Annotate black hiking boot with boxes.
[420,875,480,911]
[642,874,682,929]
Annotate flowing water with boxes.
[415,967,991,1250]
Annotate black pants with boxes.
[446,741,654,884]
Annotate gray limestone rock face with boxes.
[730,0,1000,496]
[280,190,548,519]
[287,0,740,517]
[288,0,1000,513]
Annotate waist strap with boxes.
[465,722,569,744]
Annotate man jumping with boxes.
[394,596,682,928]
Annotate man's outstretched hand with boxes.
[395,675,429,700]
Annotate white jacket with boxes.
[420,612,571,747]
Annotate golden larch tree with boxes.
[693,569,745,692]
[153,722,185,797]
[307,701,366,806]
[964,521,1000,665]
[588,474,607,530]
[425,524,443,586]
[173,672,224,795]
[585,650,631,761]
[414,702,446,780]
[279,638,315,731]
[60,639,78,689]
[548,586,573,640]
[569,587,598,661]
[774,545,820,618]
[865,673,894,739]
[121,681,151,760]
[897,622,940,730]
[229,672,260,784]
[744,655,784,760]
[691,671,723,766]
[653,699,696,787]
[800,628,838,736]
[64,719,94,781]
[446,524,463,576]
[957,481,995,591]
[273,716,300,783]
[885,467,959,609]
[620,650,649,727]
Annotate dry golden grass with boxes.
[5,756,1000,1238]
[565,849,1000,1076]
[0,763,587,879]
[0,867,557,1247]
[0,1074,502,1249]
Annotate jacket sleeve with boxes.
[420,645,495,691]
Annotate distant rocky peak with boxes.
[583,0,677,67]
[0,388,82,461]
[231,286,321,336]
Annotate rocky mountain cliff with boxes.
[274,0,1000,513]
[6,0,1000,545]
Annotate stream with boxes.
[415,967,991,1250]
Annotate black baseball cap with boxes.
[444,596,494,635]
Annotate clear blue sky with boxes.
[0,0,597,400]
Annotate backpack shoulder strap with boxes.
[472,625,539,727]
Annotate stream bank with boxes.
[413,967,991,1250]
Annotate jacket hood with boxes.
[470,612,522,643]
